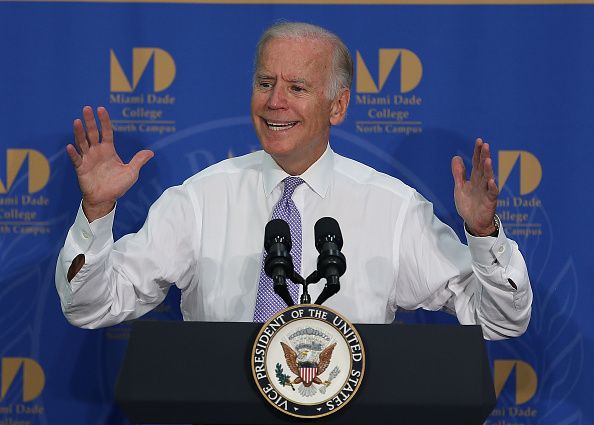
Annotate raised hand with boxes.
[66,106,154,222]
[451,138,498,237]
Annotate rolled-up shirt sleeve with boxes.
[459,226,532,339]
[395,191,532,340]
[55,185,199,329]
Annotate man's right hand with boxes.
[66,106,154,222]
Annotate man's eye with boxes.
[258,82,272,89]
[291,85,305,93]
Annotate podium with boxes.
[115,321,495,424]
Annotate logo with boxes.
[354,49,423,136]
[356,49,422,94]
[0,149,50,194]
[0,149,51,236]
[110,48,176,93]
[498,150,542,195]
[279,331,337,393]
[496,150,544,237]
[494,360,537,405]
[252,305,365,418]
[1,358,45,402]
[109,48,178,136]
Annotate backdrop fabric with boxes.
[0,2,592,424]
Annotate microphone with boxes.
[313,217,346,305]
[263,218,295,307]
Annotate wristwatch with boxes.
[489,215,500,237]
[465,215,500,237]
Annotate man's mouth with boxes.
[265,120,298,131]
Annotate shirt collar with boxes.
[261,144,333,199]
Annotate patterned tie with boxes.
[253,177,305,322]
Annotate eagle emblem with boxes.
[276,327,340,397]
[252,305,365,417]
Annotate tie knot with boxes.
[282,177,304,198]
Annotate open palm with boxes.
[451,139,499,236]
[66,106,153,221]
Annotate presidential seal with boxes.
[251,305,365,418]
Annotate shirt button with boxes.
[498,245,505,254]
[82,231,90,239]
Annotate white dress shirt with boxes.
[55,145,532,339]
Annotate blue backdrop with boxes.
[0,1,592,424]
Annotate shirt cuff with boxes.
[70,201,116,255]
[464,215,512,267]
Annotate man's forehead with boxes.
[256,38,331,79]
[259,37,332,64]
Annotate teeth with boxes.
[266,121,297,131]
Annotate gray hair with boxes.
[253,21,353,100]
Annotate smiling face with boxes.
[251,37,350,175]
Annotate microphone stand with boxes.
[289,273,311,304]
[278,252,345,306]
[303,271,340,306]
[271,269,309,307]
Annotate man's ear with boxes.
[329,88,351,126]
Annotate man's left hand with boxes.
[451,138,499,236]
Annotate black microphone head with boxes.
[264,219,292,252]
[314,217,343,251]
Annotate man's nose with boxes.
[267,85,288,109]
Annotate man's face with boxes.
[251,37,348,175]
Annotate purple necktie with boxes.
[253,177,305,322]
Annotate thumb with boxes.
[451,156,466,189]
[129,150,154,173]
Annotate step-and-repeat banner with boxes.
[0,1,592,424]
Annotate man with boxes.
[56,22,532,339]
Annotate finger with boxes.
[471,138,483,171]
[475,140,490,180]
[487,178,499,201]
[476,156,492,191]
[483,155,495,183]
[66,144,83,168]
[97,107,114,144]
[73,118,89,154]
[83,105,100,145]
[482,141,491,160]
[129,150,155,173]
[451,156,466,188]
[480,142,490,165]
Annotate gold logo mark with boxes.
[110,48,176,92]
[0,149,50,194]
[494,360,537,405]
[356,49,422,94]
[498,151,542,195]
[1,358,45,402]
